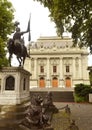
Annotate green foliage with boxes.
[34,0,92,52]
[0,0,14,67]
[0,0,15,41]
[0,38,9,68]
[74,94,85,102]
[74,83,92,102]
[75,84,91,96]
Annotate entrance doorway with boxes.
[65,77,71,87]
[39,77,45,88]
[52,77,58,87]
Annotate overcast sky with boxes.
[9,0,57,42]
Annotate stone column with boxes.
[34,58,37,79]
[72,57,75,78]
[34,58,38,87]
[29,59,31,72]
[79,57,82,79]
[82,56,89,79]
[59,57,63,87]
[24,58,31,72]
[47,58,50,87]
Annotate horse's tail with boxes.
[7,38,14,51]
[23,46,30,58]
[27,53,30,58]
[7,38,14,44]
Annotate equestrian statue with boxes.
[7,21,30,67]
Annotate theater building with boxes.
[24,36,90,88]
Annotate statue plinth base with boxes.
[0,67,31,105]
[19,124,54,130]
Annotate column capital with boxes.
[47,57,50,60]
[72,56,76,59]
[34,57,37,60]
[60,56,63,59]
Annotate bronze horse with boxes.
[7,38,29,67]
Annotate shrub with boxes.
[74,83,92,102]
[74,94,85,102]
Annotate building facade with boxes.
[24,36,90,88]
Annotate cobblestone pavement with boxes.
[54,102,92,130]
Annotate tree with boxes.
[0,37,8,68]
[34,0,92,52]
[0,0,14,68]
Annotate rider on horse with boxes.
[13,26,28,53]
[7,21,30,66]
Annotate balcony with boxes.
[51,72,59,76]
[38,72,46,76]
[64,72,72,76]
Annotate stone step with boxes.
[0,102,30,127]
[30,91,74,102]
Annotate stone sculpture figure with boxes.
[43,92,58,112]
[42,92,58,123]
[21,94,51,129]
[65,104,71,115]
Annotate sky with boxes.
[9,0,92,66]
[9,0,57,42]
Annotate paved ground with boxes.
[54,102,92,130]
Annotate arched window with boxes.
[5,76,15,90]
[40,77,44,80]
[53,77,57,80]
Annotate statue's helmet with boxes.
[16,27,20,32]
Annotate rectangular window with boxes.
[40,66,44,73]
[53,66,57,73]
[66,66,69,72]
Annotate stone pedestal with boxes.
[0,67,32,128]
[89,94,92,103]
[0,67,31,105]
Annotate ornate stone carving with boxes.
[21,92,57,129]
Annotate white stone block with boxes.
[89,94,92,103]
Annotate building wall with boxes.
[24,36,90,88]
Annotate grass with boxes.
[51,110,71,130]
